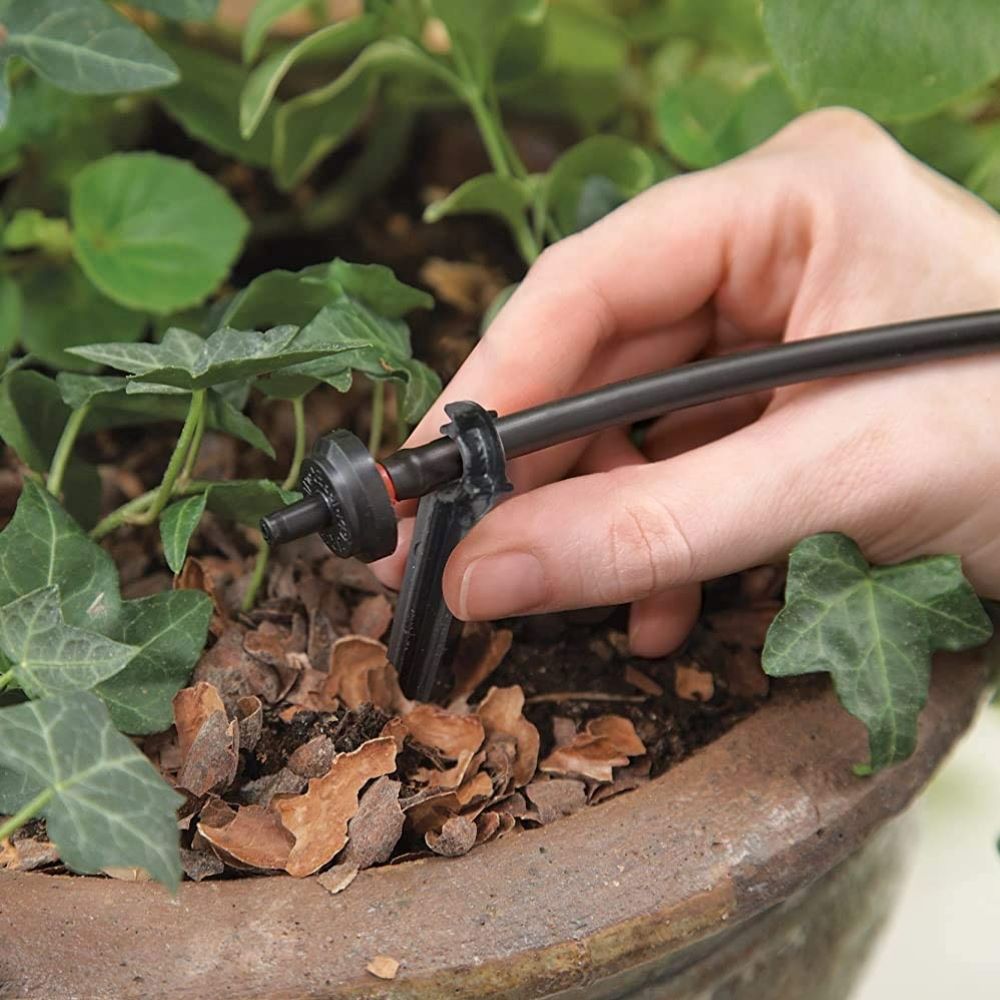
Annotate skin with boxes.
[374,108,1000,657]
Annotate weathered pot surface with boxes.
[0,649,991,999]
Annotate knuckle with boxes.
[777,108,902,163]
[604,482,696,602]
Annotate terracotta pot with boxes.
[0,650,992,999]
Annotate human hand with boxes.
[375,109,1000,657]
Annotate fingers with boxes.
[440,391,892,620]
[403,148,820,456]
[628,585,702,658]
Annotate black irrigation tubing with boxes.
[261,308,1000,549]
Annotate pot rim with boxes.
[0,650,991,999]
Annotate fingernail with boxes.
[458,552,547,620]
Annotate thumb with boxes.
[441,395,893,620]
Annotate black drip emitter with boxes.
[260,309,1000,700]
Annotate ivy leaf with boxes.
[95,591,212,735]
[0,479,121,632]
[0,370,101,527]
[240,15,377,139]
[0,0,179,97]
[69,324,357,391]
[55,373,127,410]
[160,482,300,574]
[70,153,250,314]
[0,692,183,887]
[429,0,547,90]
[761,0,1000,122]
[222,259,432,329]
[762,533,994,773]
[18,264,147,372]
[425,175,537,264]
[542,135,657,234]
[0,586,137,699]
[156,40,276,168]
[160,494,207,575]
[128,0,219,20]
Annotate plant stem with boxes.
[282,396,307,491]
[140,389,206,526]
[89,491,156,541]
[368,380,386,456]
[178,403,206,488]
[0,788,54,843]
[47,403,91,499]
[241,540,269,612]
[464,84,513,179]
[0,670,14,691]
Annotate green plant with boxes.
[0,0,996,885]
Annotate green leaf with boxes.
[762,533,994,772]
[222,259,432,330]
[425,175,537,263]
[18,264,147,372]
[0,586,137,699]
[0,692,183,887]
[70,153,250,314]
[156,40,276,168]
[240,15,377,139]
[128,0,219,20]
[0,372,102,527]
[160,494,207,574]
[429,0,547,90]
[0,0,179,97]
[95,590,212,735]
[637,0,767,57]
[242,0,311,64]
[71,323,362,390]
[656,65,798,169]
[325,259,433,318]
[0,273,21,353]
[160,481,299,575]
[0,479,121,632]
[543,135,657,234]
[895,115,1000,183]
[206,392,276,458]
[55,373,127,410]
[395,357,441,424]
[203,479,301,522]
[2,209,72,254]
[273,38,460,189]
[761,0,1000,122]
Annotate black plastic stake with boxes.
[388,401,511,702]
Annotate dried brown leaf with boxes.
[425,815,477,857]
[242,767,307,806]
[367,955,400,981]
[674,664,715,702]
[350,594,393,639]
[419,258,506,314]
[448,624,513,706]
[551,716,578,748]
[0,836,60,872]
[275,737,397,877]
[198,804,294,871]
[173,681,226,760]
[476,686,539,787]
[624,665,664,697]
[540,715,645,783]
[318,864,358,895]
[325,636,406,714]
[235,695,263,751]
[339,776,404,870]
[194,625,282,709]
[401,704,485,761]
[722,647,770,698]
[287,736,336,778]
[177,711,239,797]
[180,847,225,882]
[525,779,587,825]
[704,605,780,648]
[176,556,227,635]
